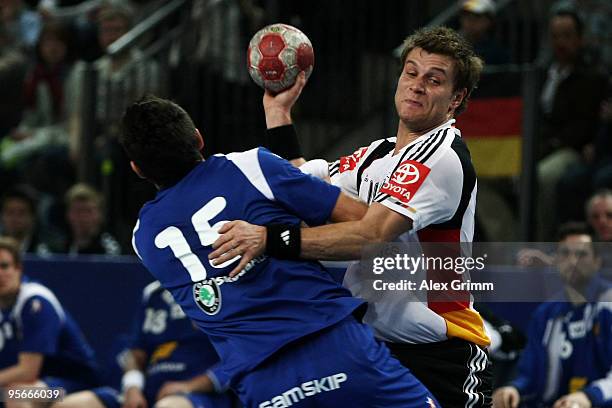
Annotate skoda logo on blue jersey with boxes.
[193,279,222,315]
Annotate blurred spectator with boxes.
[551,0,612,70]
[57,183,121,255]
[0,236,101,395]
[55,281,233,408]
[0,21,77,198]
[557,92,612,223]
[188,0,265,154]
[493,222,612,408]
[586,189,612,242]
[0,25,28,189]
[68,2,159,159]
[458,0,510,65]
[0,0,42,51]
[0,185,58,254]
[535,10,607,240]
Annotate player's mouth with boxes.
[404,99,423,107]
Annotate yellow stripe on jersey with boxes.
[569,377,588,393]
[150,341,178,364]
[442,308,491,346]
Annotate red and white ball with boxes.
[247,24,314,93]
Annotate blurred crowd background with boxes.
[0,0,610,254]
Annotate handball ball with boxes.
[247,24,314,93]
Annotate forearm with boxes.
[300,221,379,261]
[124,349,147,372]
[0,364,39,386]
[185,374,214,393]
[265,107,292,129]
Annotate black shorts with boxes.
[386,338,492,408]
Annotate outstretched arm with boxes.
[210,202,411,276]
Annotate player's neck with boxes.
[395,121,442,154]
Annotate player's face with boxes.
[1,198,34,238]
[587,197,612,241]
[395,48,464,133]
[556,234,600,288]
[0,249,21,299]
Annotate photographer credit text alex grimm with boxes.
[370,254,495,292]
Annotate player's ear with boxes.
[450,88,467,111]
[195,128,204,151]
[130,161,146,179]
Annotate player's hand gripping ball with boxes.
[247,23,314,93]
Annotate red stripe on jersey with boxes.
[417,227,470,314]
[338,147,368,173]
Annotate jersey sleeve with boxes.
[583,302,612,406]
[299,159,330,180]
[328,146,370,197]
[374,150,462,231]
[19,296,62,355]
[255,148,341,226]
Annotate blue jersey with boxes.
[0,280,99,382]
[511,278,612,407]
[132,148,362,388]
[131,281,220,401]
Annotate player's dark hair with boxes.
[120,95,202,188]
[557,222,593,242]
[0,236,22,267]
[399,26,483,115]
[552,9,584,37]
[556,221,598,257]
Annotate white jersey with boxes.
[308,119,490,346]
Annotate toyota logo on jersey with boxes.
[380,160,430,203]
[392,162,421,185]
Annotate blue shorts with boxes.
[92,386,233,408]
[235,316,440,408]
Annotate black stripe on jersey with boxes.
[374,129,445,203]
[414,128,449,164]
[355,139,395,192]
[329,160,340,177]
[427,135,476,229]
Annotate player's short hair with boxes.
[557,222,593,242]
[0,236,22,267]
[398,26,483,115]
[120,95,201,188]
[65,183,103,209]
[556,221,598,257]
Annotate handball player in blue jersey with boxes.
[117,95,440,407]
[0,237,100,404]
[56,280,233,408]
